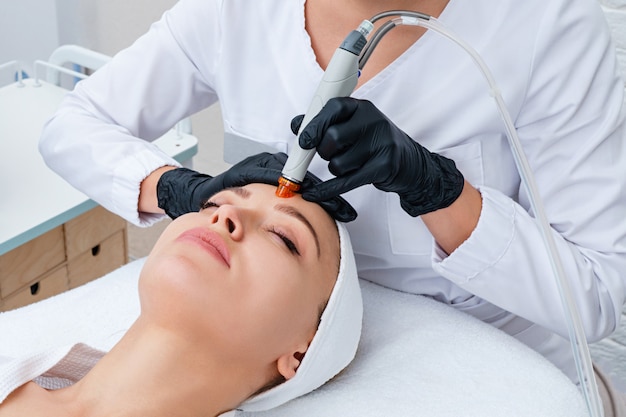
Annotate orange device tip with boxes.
[276,176,301,198]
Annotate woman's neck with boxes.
[305,0,450,87]
[6,316,262,417]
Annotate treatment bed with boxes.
[0,258,587,416]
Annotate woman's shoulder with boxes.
[0,382,60,417]
[0,344,104,406]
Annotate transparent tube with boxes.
[371,13,603,417]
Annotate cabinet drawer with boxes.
[2,265,68,311]
[65,206,126,260]
[68,230,127,289]
[0,226,65,298]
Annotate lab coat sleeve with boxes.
[433,0,626,341]
[39,0,222,226]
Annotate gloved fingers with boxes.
[302,170,373,202]
[235,151,287,170]
[215,152,358,222]
[227,167,282,188]
[326,136,378,177]
[157,167,215,218]
[314,101,392,162]
[312,194,357,222]
[271,152,288,165]
[314,120,363,161]
[301,181,359,222]
[157,152,358,222]
[296,170,356,222]
[290,115,305,135]
[187,153,284,211]
[297,97,359,150]
[219,152,286,186]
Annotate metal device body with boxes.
[277,23,372,196]
[280,47,359,183]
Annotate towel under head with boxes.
[238,220,363,412]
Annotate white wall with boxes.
[0,0,60,84]
[0,0,179,80]
[55,0,177,57]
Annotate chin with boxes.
[139,252,209,312]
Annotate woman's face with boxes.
[139,183,340,373]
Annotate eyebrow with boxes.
[274,204,321,258]
[224,187,321,258]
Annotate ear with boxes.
[276,343,309,380]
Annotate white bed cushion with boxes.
[0,259,586,416]
[237,279,586,417]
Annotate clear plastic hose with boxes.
[364,11,604,417]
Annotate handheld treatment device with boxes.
[275,20,374,198]
[277,10,604,417]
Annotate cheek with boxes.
[139,234,325,361]
[148,214,203,255]
[238,258,319,337]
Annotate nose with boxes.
[209,204,244,241]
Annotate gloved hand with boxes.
[156,152,357,222]
[292,97,465,217]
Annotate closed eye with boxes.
[268,226,300,256]
[200,200,219,211]
[201,192,304,257]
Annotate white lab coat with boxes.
[40,0,626,382]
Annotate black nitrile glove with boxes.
[157,152,357,222]
[292,97,464,217]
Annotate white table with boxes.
[0,78,198,256]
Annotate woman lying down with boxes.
[0,182,362,416]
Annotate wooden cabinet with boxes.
[0,206,127,311]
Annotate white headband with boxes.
[238,221,362,412]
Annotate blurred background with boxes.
[0,0,230,259]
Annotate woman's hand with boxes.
[292,97,464,217]
[155,152,357,222]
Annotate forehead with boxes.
[220,183,329,218]
[217,183,340,252]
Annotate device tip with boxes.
[276,176,301,198]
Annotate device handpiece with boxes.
[276,20,373,198]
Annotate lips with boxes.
[176,227,231,267]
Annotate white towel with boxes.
[0,260,587,416]
[0,258,140,404]
[237,281,587,417]
[0,259,143,358]
[0,343,104,403]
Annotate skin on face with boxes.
[139,183,340,381]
